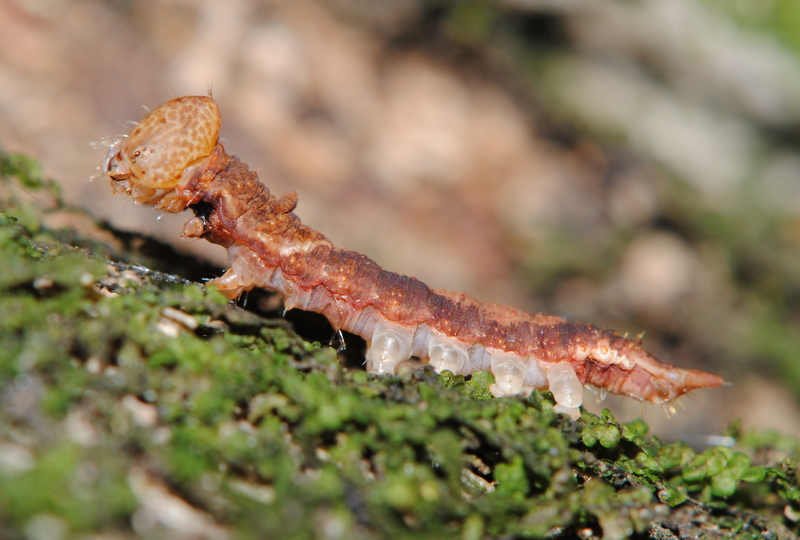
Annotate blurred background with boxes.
[2,0,799,441]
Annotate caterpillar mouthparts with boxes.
[103,96,724,420]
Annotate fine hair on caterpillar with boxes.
[103,95,724,420]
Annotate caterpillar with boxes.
[102,95,723,419]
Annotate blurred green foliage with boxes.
[702,0,800,57]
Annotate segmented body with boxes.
[103,96,723,419]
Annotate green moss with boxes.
[2,159,800,539]
[463,369,494,399]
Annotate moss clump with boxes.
[1,154,799,539]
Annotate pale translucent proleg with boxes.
[209,269,244,299]
[544,362,583,420]
[489,352,526,396]
[428,337,469,375]
[524,356,548,389]
[366,322,414,374]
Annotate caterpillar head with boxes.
[104,96,221,197]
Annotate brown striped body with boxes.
[103,96,724,419]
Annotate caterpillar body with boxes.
[103,96,723,419]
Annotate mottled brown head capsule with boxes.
[105,96,221,189]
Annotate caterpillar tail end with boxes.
[670,368,726,396]
[619,347,726,405]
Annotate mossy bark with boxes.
[1,152,798,539]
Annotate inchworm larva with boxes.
[103,96,723,419]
